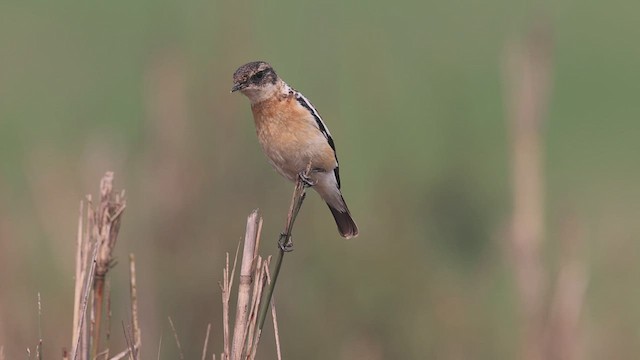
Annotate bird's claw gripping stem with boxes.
[278,233,294,252]
[298,171,316,187]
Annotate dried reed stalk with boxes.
[504,23,553,360]
[37,293,43,360]
[71,239,100,360]
[220,244,241,360]
[92,173,126,357]
[230,211,260,360]
[71,201,89,358]
[128,254,141,357]
[201,323,212,360]
[246,260,271,360]
[266,267,282,360]
[156,335,162,360]
[217,209,287,360]
[71,172,128,360]
[546,217,588,360]
[168,317,184,360]
[106,255,141,360]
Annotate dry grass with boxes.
[70,172,134,360]
[216,210,283,360]
[504,22,587,360]
[167,317,184,360]
[65,172,285,360]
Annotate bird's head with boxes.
[231,61,280,104]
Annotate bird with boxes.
[231,61,358,239]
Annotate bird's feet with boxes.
[298,171,316,188]
[278,233,295,252]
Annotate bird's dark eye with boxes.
[253,71,265,80]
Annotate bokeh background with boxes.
[1,0,639,359]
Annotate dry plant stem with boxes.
[71,242,100,360]
[95,349,110,360]
[220,243,241,360]
[243,257,261,356]
[91,173,126,359]
[37,293,43,360]
[129,254,141,357]
[202,324,212,360]
[72,201,86,356]
[268,283,282,360]
[156,335,162,360]
[546,217,588,360]
[230,210,260,360]
[106,279,112,351]
[121,322,135,360]
[245,257,269,358]
[247,260,270,360]
[504,23,553,360]
[105,255,141,360]
[109,347,130,360]
[256,175,308,341]
[221,253,231,360]
[81,197,92,359]
[70,173,128,360]
[168,317,184,360]
[93,277,105,358]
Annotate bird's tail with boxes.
[327,198,359,239]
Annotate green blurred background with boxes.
[1,0,639,358]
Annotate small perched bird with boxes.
[232,61,358,238]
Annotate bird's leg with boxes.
[297,172,316,187]
[298,163,324,188]
[278,170,309,252]
[278,189,306,252]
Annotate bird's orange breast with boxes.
[251,96,336,181]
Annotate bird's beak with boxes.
[231,82,246,93]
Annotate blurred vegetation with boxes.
[1,0,639,359]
